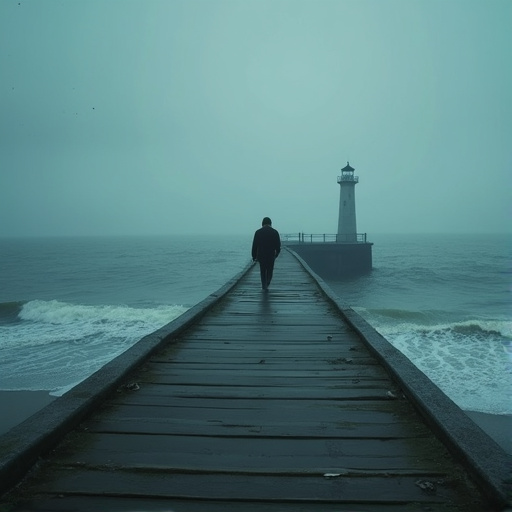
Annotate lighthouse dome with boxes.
[341,162,355,173]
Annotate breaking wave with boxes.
[353,307,512,415]
[0,299,188,394]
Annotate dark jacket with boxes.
[252,225,281,261]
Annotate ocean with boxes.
[0,235,251,395]
[326,234,511,417]
[0,233,510,420]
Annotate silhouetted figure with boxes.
[252,217,281,290]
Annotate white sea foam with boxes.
[353,307,512,415]
[0,299,188,394]
[18,299,185,325]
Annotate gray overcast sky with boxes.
[1,0,510,237]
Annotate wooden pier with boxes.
[0,250,510,511]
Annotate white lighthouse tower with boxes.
[337,162,359,242]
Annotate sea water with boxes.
[0,235,251,394]
[326,233,512,416]
[0,233,510,417]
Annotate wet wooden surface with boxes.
[2,251,489,511]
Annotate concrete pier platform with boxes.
[0,250,510,511]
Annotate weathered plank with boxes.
[21,469,476,506]
[46,434,448,473]
[84,411,432,439]
[6,495,441,512]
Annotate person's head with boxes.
[262,217,272,226]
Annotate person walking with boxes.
[251,217,281,290]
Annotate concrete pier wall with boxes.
[285,242,373,278]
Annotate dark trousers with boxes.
[258,257,275,289]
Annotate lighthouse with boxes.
[284,159,372,276]
[337,162,358,242]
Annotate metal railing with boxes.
[282,233,368,243]
[337,175,359,183]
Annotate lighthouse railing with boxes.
[282,233,368,243]
[337,175,359,183]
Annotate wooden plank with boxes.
[99,397,412,415]
[111,384,394,400]
[85,405,432,439]
[24,469,476,506]
[49,433,449,472]
[160,353,382,365]
[95,398,425,430]
[177,331,357,341]
[9,495,452,512]
[155,345,371,354]
[83,419,431,439]
[158,340,363,348]
[146,361,389,374]
[145,364,387,374]
[139,374,392,385]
